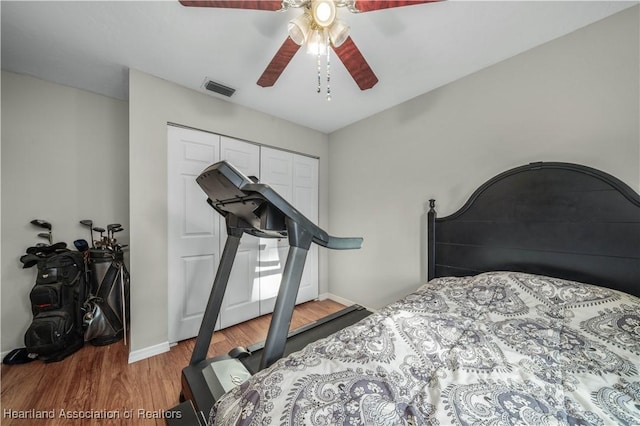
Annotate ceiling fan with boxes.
[180,0,438,94]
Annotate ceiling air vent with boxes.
[204,79,236,97]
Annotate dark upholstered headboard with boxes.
[427,162,640,297]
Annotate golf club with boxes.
[107,223,121,240]
[73,239,89,253]
[30,219,51,230]
[93,227,105,248]
[30,219,53,244]
[37,232,52,245]
[110,227,125,250]
[79,220,94,248]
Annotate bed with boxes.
[208,162,640,425]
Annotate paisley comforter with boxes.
[210,271,640,425]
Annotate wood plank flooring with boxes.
[1,299,345,425]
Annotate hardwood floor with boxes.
[1,299,345,425]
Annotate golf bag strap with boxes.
[88,295,121,332]
[94,261,119,296]
[94,263,123,329]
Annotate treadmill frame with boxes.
[178,161,366,422]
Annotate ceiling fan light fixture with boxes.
[311,0,336,27]
[305,27,329,55]
[288,13,311,45]
[328,19,349,47]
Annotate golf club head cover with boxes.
[74,239,89,252]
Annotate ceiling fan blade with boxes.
[332,36,378,90]
[257,37,301,87]
[179,1,283,11]
[352,0,439,12]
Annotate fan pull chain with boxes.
[314,34,332,101]
[326,35,331,101]
[316,45,322,94]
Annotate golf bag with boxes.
[83,249,130,346]
[24,250,87,362]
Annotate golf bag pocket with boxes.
[29,283,63,314]
[36,252,82,286]
[24,310,74,355]
[83,297,120,343]
[35,267,59,284]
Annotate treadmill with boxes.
[171,161,372,424]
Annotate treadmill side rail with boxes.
[190,230,243,365]
[259,247,307,369]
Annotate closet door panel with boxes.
[260,147,293,203]
[220,137,260,180]
[219,137,262,328]
[293,154,319,304]
[259,148,294,315]
[259,148,319,314]
[167,126,220,342]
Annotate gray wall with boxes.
[1,71,129,353]
[128,70,329,357]
[327,7,640,309]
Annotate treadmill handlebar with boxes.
[197,161,363,251]
[315,235,363,250]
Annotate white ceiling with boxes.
[1,1,635,133]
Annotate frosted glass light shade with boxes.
[306,28,329,55]
[288,14,311,45]
[329,19,349,47]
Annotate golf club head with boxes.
[30,219,52,230]
[37,233,50,240]
[80,220,95,248]
[93,227,105,233]
[73,239,89,252]
[112,227,123,233]
[107,223,121,231]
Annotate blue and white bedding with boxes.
[210,271,640,425]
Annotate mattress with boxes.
[209,271,640,425]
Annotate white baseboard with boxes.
[128,341,171,364]
[3,342,169,364]
[318,293,376,312]
[319,292,355,306]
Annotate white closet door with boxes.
[219,137,261,328]
[259,147,319,315]
[168,129,320,338]
[167,126,220,343]
[259,148,293,315]
[293,154,319,304]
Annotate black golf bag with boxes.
[83,249,130,346]
[24,250,87,362]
